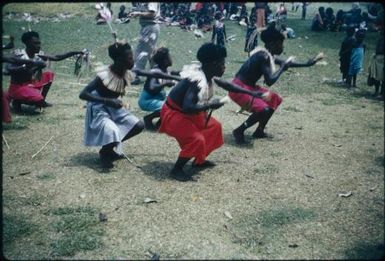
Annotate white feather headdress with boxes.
[249,46,276,73]
[180,63,213,105]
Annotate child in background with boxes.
[280,24,295,38]
[117,5,130,24]
[244,16,258,56]
[339,26,356,84]
[211,11,227,47]
[138,47,178,130]
[347,29,366,89]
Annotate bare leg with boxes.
[99,142,119,168]
[233,111,263,144]
[352,74,357,88]
[144,110,161,130]
[374,80,380,96]
[122,120,144,141]
[346,75,352,88]
[170,157,193,181]
[252,108,274,138]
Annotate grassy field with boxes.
[2,2,384,260]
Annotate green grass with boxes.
[1,3,384,260]
[47,206,105,257]
[258,207,317,228]
[3,214,38,243]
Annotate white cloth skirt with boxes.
[84,91,139,149]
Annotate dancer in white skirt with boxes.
[80,41,180,168]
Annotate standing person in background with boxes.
[244,16,259,57]
[130,2,160,85]
[347,29,366,89]
[339,26,356,84]
[368,30,384,99]
[301,2,308,20]
[255,2,266,29]
[211,11,227,47]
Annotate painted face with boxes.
[28,36,41,54]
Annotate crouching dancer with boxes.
[159,43,263,181]
[229,26,323,144]
[6,31,84,112]
[79,41,181,168]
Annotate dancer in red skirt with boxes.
[5,31,84,113]
[159,43,263,181]
[227,26,323,144]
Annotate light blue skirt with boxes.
[138,89,166,112]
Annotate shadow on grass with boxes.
[66,152,111,174]
[140,160,177,181]
[140,160,206,181]
[344,241,384,260]
[350,89,385,102]
[223,133,255,149]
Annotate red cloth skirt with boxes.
[2,90,11,123]
[8,71,54,102]
[229,77,282,112]
[159,97,224,164]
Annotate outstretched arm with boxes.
[275,52,324,68]
[38,51,84,62]
[213,77,264,97]
[263,57,290,86]
[133,68,182,81]
[5,55,46,74]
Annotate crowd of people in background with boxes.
[311,2,384,32]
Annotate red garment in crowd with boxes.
[2,90,11,123]
[8,71,54,102]
[229,77,282,112]
[195,2,203,11]
[159,97,223,164]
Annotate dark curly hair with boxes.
[21,31,39,45]
[196,42,227,64]
[151,47,169,66]
[260,27,285,44]
[108,42,132,61]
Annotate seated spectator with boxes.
[311,12,324,31]
[281,24,295,38]
[117,5,130,24]
[324,7,336,31]
[333,9,345,32]
[318,6,326,22]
